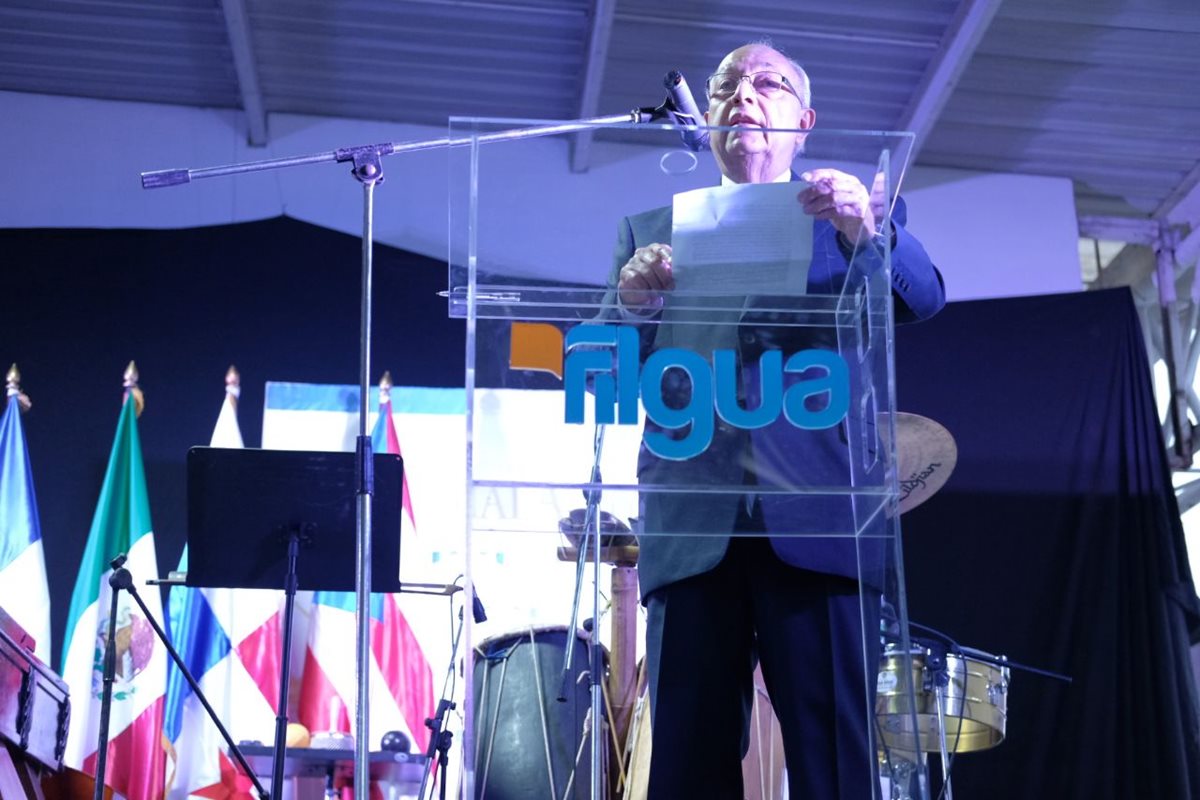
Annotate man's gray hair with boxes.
[751,37,812,108]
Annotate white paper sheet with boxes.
[670,181,813,294]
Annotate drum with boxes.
[875,643,1009,754]
[472,626,607,800]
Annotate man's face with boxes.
[704,45,815,181]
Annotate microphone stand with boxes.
[140,113,659,190]
[418,590,484,800]
[557,423,606,800]
[93,555,267,800]
[141,110,661,799]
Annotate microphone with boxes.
[664,70,710,152]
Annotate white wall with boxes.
[0,91,454,263]
[904,167,1083,301]
[0,90,1081,299]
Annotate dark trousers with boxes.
[645,533,881,799]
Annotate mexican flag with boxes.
[61,392,168,800]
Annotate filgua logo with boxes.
[510,322,850,460]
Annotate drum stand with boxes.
[922,645,956,800]
[882,756,922,800]
[932,684,954,800]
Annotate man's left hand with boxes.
[799,168,877,245]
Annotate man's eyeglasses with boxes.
[706,71,801,102]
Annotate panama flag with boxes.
[164,369,281,798]
[0,371,52,664]
[61,377,168,800]
[297,374,434,752]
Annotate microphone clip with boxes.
[633,100,675,125]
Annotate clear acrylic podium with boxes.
[448,118,932,800]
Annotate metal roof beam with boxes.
[220,0,268,146]
[570,0,616,173]
[1078,215,1163,246]
[1176,477,1200,514]
[1157,159,1200,224]
[896,0,1002,163]
[613,13,939,50]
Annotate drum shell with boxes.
[472,626,605,800]
[875,646,1009,754]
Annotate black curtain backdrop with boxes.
[896,288,1200,799]
[4,218,1199,796]
[3,216,463,669]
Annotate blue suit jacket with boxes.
[605,193,945,600]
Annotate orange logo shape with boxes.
[509,322,565,379]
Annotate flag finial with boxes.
[6,364,31,412]
[123,361,145,417]
[225,365,241,401]
[378,370,393,403]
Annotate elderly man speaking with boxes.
[608,41,945,798]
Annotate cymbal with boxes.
[881,412,957,514]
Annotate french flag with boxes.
[0,378,51,665]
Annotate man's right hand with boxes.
[618,243,674,308]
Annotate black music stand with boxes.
[185,446,405,800]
